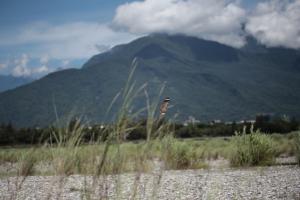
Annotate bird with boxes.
[159,97,170,120]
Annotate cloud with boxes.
[56,60,72,71]
[0,22,139,60]
[12,66,31,77]
[12,54,31,77]
[62,60,70,67]
[33,65,50,74]
[246,0,300,49]
[40,54,49,64]
[95,44,111,52]
[1,0,299,79]
[11,54,51,77]
[113,0,247,47]
[0,63,7,70]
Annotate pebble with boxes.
[0,166,299,200]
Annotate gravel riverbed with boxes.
[1,165,300,200]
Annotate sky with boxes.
[0,0,299,78]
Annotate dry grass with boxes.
[0,61,299,199]
[295,131,300,165]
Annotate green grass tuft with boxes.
[230,128,275,167]
[161,136,208,170]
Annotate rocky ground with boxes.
[1,165,300,200]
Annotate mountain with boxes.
[0,75,33,93]
[0,34,300,127]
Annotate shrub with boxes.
[161,136,207,170]
[230,128,275,167]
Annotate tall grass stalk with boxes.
[82,58,170,199]
[295,131,300,166]
[1,59,217,199]
[49,118,85,175]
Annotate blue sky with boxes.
[0,0,137,78]
[0,0,130,26]
[0,0,299,78]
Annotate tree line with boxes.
[0,115,299,145]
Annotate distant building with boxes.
[246,120,256,124]
[183,116,200,126]
[210,120,222,125]
[236,120,245,124]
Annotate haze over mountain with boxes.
[0,75,33,93]
[0,34,299,127]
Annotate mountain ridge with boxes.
[0,75,33,93]
[0,34,300,127]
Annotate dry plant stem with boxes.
[9,148,36,200]
[0,60,180,200]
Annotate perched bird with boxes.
[159,97,170,120]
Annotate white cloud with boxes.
[62,60,70,67]
[1,0,299,78]
[0,63,7,70]
[0,22,139,60]
[246,0,300,49]
[95,44,111,52]
[55,60,72,71]
[113,0,247,47]
[11,54,52,77]
[12,65,31,77]
[14,53,29,67]
[40,54,49,64]
[12,54,31,77]
[33,65,50,74]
